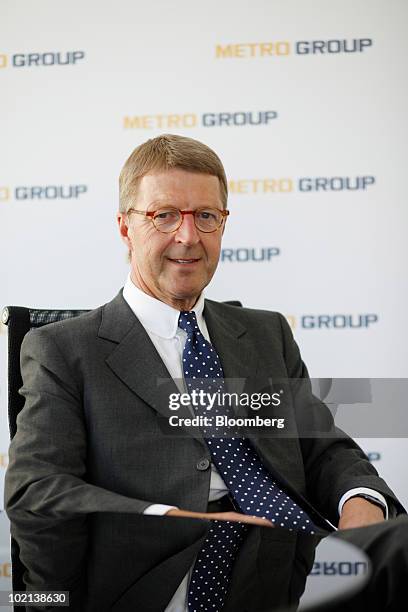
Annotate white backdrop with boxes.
[1,0,407,604]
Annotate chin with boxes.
[170,282,204,300]
[173,287,201,299]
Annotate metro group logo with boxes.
[286,314,379,330]
[228,176,375,194]
[215,38,373,58]
[0,50,85,69]
[221,247,280,263]
[0,185,88,201]
[123,110,277,129]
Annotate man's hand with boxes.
[165,508,274,528]
[338,496,385,530]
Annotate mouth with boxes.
[168,258,201,265]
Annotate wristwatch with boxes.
[351,494,387,517]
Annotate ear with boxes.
[117,212,133,251]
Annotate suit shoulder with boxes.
[205,299,285,323]
[21,290,131,354]
[21,303,115,365]
[26,305,104,342]
[204,299,289,335]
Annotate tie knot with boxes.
[178,311,199,335]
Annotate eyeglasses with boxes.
[127,207,229,234]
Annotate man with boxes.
[5,134,407,612]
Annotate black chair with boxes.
[1,306,90,597]
[1,300,242,598]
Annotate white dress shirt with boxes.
[122,274,388,611]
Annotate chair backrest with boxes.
[2,307,90,440]
[1,306,89,597]
[1,299,242,598]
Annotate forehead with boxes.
[137,168,222,208]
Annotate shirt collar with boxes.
[123,274,206,339]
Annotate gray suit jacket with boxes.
[4,291,404,611]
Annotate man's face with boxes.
[117,168,226,310]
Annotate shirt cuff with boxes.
[143,504,179,516]
[338,487,388,519]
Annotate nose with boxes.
[174,212,200,246]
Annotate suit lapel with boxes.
[100,290,171,400]
[100,291,206,443]
[203,300,259,382]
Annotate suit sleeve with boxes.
[277,313,406,525]
[4,327,157,603]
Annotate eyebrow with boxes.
[146,200,220,210]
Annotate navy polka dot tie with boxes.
[178,311,317,612]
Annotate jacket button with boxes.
[196,458,210,471]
